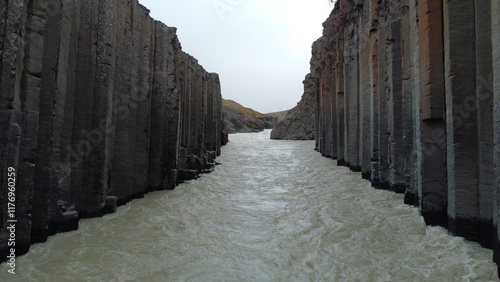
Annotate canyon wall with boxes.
[270,74,316,140]
[313,0,500,272]
[0,0,226,260]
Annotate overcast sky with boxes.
[138,0,333,113]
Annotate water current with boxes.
[1,130,499,281]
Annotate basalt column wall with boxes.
[0,0,226,261]
[314,0,500,273]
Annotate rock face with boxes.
[266,110,289,123]
[0,0,226,260]
[270,74,316,140]
[311,0,500,273]
[223,99,277,133]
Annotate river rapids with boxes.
[1,130,498,281]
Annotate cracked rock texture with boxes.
[0,0,226,260]
[304,0,500,274]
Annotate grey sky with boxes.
[138,0,333,113]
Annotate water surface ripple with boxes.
[2,130,498,281]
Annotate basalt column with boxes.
[406,0,420,207]
[474,0,494,248]
[0,0,29,257]
[109,0,137,205]
[316,37,335,158]
[132,6,155,197]
[492,0,500,270]
[313,38,326,155]
[386,1,405,193]
[401,0,415,205]
[148,23,175,191]
[84,0,117,218]
[359,1,371,181]
[444,1,493,245]
[343,2,361,172]
[368,0,381,188]
[71,0,98,218]
[335,13,346,166]
[416,0,447,227]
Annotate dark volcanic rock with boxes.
[309,0,500,273]
[0,0,226,261]
[270,74,315,140]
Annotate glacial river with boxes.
[2,130,499,281]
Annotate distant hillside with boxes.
[266,110,290,122]
[223,99,277,133]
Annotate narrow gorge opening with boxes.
[1,0,500,280]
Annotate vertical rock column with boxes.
[177,51,190,181]
[376,12,389,190]
[132,4,154,196]
[189,61,206,173]
[386,1,405,192]
[443,0,479,238]
[320,38,334,158]
[148,23,176,190]
[204,73,221,165]
[323,14,339,160]
[335,15,346,166]
[416,0,447,227]
[343,3,361,171]
[492,0,500,269]
[30,0,62,242]
[368,0,380,187]
[49,0,81,233]
[83,0,117,217]
[381,1,405,192]
[110,0,135,204]
[163,31,182,190]
[359,1,372,180]
[474,0,494,248]
[406,0,420,206]
[401,0,415,204]
[313,39,324,154]
[71,0,98,217]
[317,38,334,158]
[0,0,28,257]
